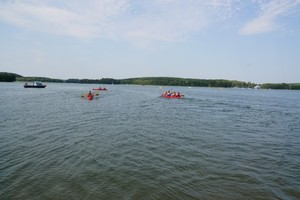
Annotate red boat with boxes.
[162,91,183,99]
[81,91,95,100]
[92,87,108,91]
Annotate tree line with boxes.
[60,77,256,88]
[16,76,64,83]
[120,77,256,88]
[0,72,22,82]
[64,78,120,84]
[1,72,299,90]
[260,83,300,90]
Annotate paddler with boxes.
[87,91,93,97]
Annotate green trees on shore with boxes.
[62,77,255,88]
[261,83,300,90]
[64,78,120,84]
[120,77,256,88]
[16,76,64,83]
[1,72,299,90]
[0,72,22,82]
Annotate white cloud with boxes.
[0,0,237,41]
[3,0,298,41]
[122,0,209,42]
[239,0,300,35]
[205,0,241,20]
[0,0,129,38]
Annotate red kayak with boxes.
[162,94,183,99]
[92,88,108,91]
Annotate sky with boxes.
[0,0,300,83]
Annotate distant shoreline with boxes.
[1,72,300,90]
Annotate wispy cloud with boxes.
[0,0,129,38]
[122,1,209,42]
[205,0,241,20]
[0,0,240,41]
[0,0,298,41]
[239,0,300,35]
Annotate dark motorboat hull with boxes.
[24,85,46,88]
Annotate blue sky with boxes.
[0,0,300,83]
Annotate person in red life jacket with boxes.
[87,91,93,97]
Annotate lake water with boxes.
[1,82,300,200]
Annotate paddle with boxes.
[159,86,166,96]
[81,92,99,98]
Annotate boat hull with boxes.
[162,94,182,99]
[24,85,46,88]
[92,88,107,91]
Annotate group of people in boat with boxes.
[93,87,107,90]
[163,90,182,98]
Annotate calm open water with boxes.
[1,82,300,200]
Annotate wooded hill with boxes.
[260,83,300,90]
[120,77,256,88]
[16,76,64,83]
[1,72,299,90]
[0,72,22,82]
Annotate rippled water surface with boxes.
[1,82,300,199]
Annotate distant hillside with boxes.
[120,77,256,88]
[16,76,64,83]
[0,72,22,82]
[1,72,299,90]
[56,77,300,90]
[64,78,119,84]
[261,83,300,90]
[64,77,255,88]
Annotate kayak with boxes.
[92,88,108,91]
